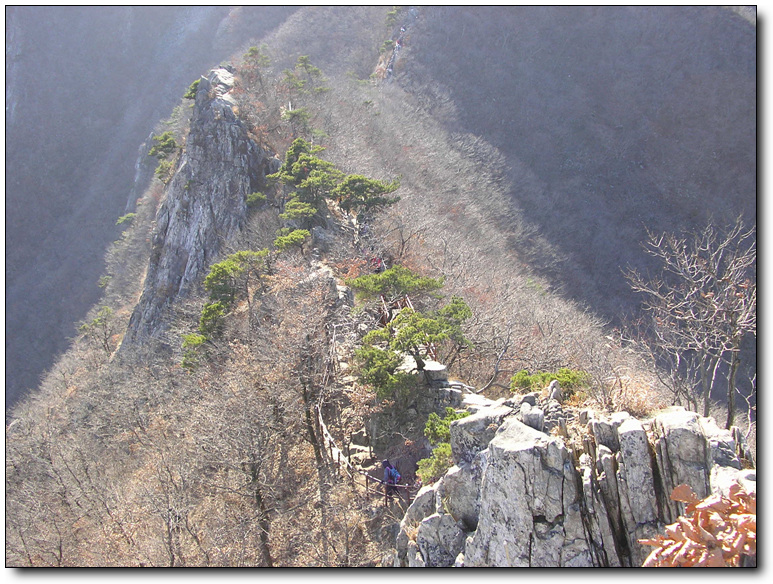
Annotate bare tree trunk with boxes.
[725,348,740,429]
[254,481,273,567]
[700,361,711,418]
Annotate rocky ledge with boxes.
[394,396,754,568]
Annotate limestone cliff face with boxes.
[123,67,272,346]
[395,401,755,568]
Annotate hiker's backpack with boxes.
[389,467,401,483]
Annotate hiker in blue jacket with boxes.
[382,459,400,497]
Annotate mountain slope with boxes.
[5,6,297,409]
[5,6,755,568]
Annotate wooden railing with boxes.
[316,405,417,504]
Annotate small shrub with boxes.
[274,228,310,252]
[203,259,243,305]
[116,213,136,226]
[154,159,174,183]
[416,442,453,485]
[181,333,207,370]
[183,78,200,100]
[246,191,267,209]
[385,6,401,29]
[353,344,411,401]
[416,408,470,484]
[346,265,444,302]
[509,367,590,397]
[424,407,470,446]
[148,131,178,159]
[78,306,115,355]
[279,199,317,221]
[199,301,226,337]
[281,107,311,126]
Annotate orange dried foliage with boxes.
[463,285,494,307]
[640,483,756,567]
[332,258,369,280]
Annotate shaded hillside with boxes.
[5,6,297,409]
[400,6,755,319]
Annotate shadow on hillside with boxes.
[402,6,756,324]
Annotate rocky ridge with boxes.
[123,67,275,346]
[394,389,755,567]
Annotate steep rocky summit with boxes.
[123,67,274,345]
[395,399,754,568]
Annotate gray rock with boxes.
[652,407,744,523]
[406,540,425,567]
[435,387,463,408]
[405,485,438,527]
[589,411,630,452]
[615,417,660,566]
[735,468,756,496]
[311,225,335,253]
[123,67,270,346]
[464,417,593,567]
[437,452,488,531]
[548,379,562,402]
[449,404,513,464]
[423,360,448,385]
[521,403,545,433]
[417,513,466,567]
[543,398,565,433]
[336,285,354,306]
[593,445,626,564]
[396,484,438,566]
[578,454,621,566]
[396,406,755,568]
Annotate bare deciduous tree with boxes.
[626,217,756,427]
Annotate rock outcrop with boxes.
[464,417,592,567]
[394,402,754,568]
[123,67,273,346]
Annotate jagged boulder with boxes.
[548,379,562,402]
[395,485,437,566]
[434,450,488,531]
[588,411,630,452]
[615,417,661,566]
[519,401,545,432]
[652,407,744,524]
[464,417,593,567]
[402,486,436,530]
[449,404,513,464]
[405,540,425,567]
[434,387,463,408]
[591,444,626,563]
[543,398,566,434]
[416,513,466,567]
[423,360,447,380]
[578,453,623,567]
